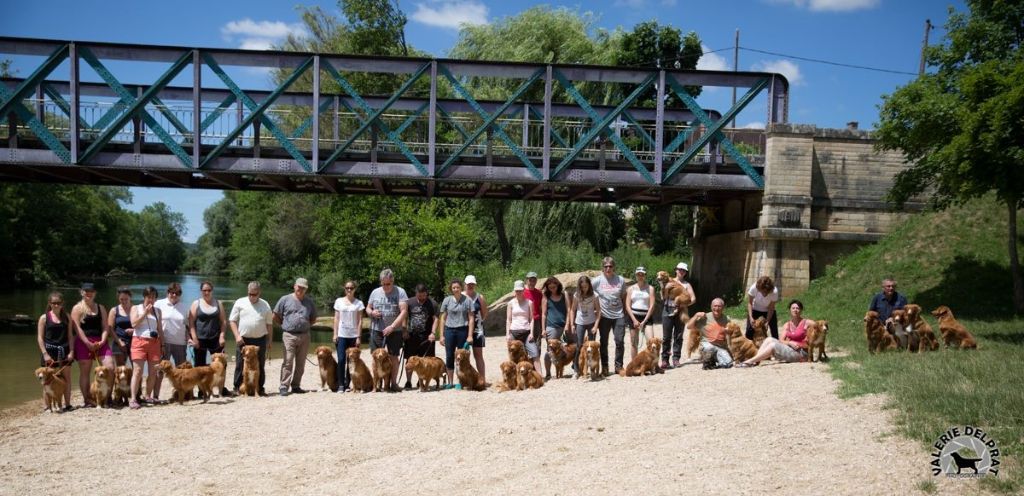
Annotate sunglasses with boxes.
[603,265,614,268]
[168,291,182,296]
[344,287,355,290]
[49,301,63,305]
[201,288,212,293]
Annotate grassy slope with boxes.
[797,195,1024,493]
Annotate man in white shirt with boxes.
[229,281,274,396]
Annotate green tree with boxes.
[876,0,1024,311]
[184,194,236,274]
[135,202,188,272]
[614,20,703,105]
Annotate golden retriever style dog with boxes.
[656,271,693,317]
[455,349,486,391]
[346,347,374,393]
[507,340,529,364]
[725,321,759,363]
[751,316,769,348]
[35,367,67,413]
[647,337,665,374]
[238,345,262,396]
[546,339,577,379]
[578,340,601,380]
[371,348,394,392]
[931,306,978,349]
[904,304,939,352]
[864,311,898,353]
[91,365,114,408]
[805,320,829,362]
[158,360,214,404]
[113,365,133,406]
[405,356,447,392]
[315,346,339,392]
[497,360,519,392]
[619,344,658,377]
[516,360,544,390]
[684,313,706,359]
[209,353,228,397]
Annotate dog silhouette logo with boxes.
[930,426,1001,478]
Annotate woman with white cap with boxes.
[464,275,488,381]
[661,262,696,369]
[506,280,538,362]
[625,266,655,360]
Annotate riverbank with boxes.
[0,333,974,495]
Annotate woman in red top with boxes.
[737,300,809,367]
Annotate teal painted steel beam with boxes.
[41,83,90,131]
[150,96,191,140]
[289,98,333,139]
[621,111,655,149]
[320,61,430,174]
[78,48,193,166]
[551,70,656,183]
[528,105,568,149]
[197,93,237,135]
[201,53,314,171]
[662,75,767,186]
[437,65,543,179]
[437,105,471,141]
[0,44,68,120]
[0,85,71,163]
[392,101,429,136]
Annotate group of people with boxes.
[36,257,825,409]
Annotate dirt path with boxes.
[0,329,979,495]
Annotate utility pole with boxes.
[919,19,932,76]
[732,28,739,128]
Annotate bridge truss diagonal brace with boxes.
[0,82,72,163]
[321,60,430,175]
[551,69,656,184]
[0,44,72,163]
[200,53,314,171]
[662,75,767,187]
[436,65,543,180]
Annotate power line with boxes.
[739,46,918,76]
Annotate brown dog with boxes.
[371,348,394,392]
[578,339,601,380]
[158,360,214,404]
[805,320,829,362]
[209,353,228,397]
[497,360,519,392]
[315,346,339,392]
[684,313,706,359]
[238,345,262,396]
[507,340,529,364]
[35,367,67,413]
[931,306,978,349]
[864,311,898,353]
[516,360,544,390]
[647,337,665,374]
[455,348,486,391]
[725,321,759,363]
[889,309,921,351]
[751,316,769,348]
[113,365,133,406]
[91,365,114,408]
[656,271,692,317]
[346,347,374,393]
[619,343,658,377]
[905,304,939,352]
[546,339,577,379]
[406,356,447,392]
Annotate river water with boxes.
[0,274,337,410]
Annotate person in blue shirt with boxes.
[868,278,907,329]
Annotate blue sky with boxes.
[1,0,962,242]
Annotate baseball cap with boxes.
[635,266,646,274]
[525,271,538,279]
[514,280,525,291]
[676,262,689,272]
[80,282,96,291]
[295,277,309,288]
[464,275,477,285]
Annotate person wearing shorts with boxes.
[37,291,73,411]
[129,286,163,409]
[506,280,538,362]
[439,279,476,387]
[570,275,600,375]
[625,267,655,360]
[366,269,408,390]
[403,283,438,389]
[540,276,571,380]
[70,282,113,407]
[738,300,810,367]
[464,275,488,380]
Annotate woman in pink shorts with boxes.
[71,282,113,407]
[129,286,164,409]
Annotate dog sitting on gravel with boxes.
[864,311,898,353]
[209,353,229,397]
[346,347,374,393]
[684,313,705,359]
[751,316,769,348]
[315,346,339,392]
[91,365,114,408]
[725,321,758,363]
[406,356,446,391]
[113,365,133,406]
[546,339,576,379]
[35,366,67,413]
[455,349,486,391]
[931,305,978,349]
[159,360,214,404]
[516,361,544,390]
[578,339,601,380]
[619,339,659,377]
[238,345,262,397]
[507,340,529,364]
[371,348,394,392]
[497,360,519,392]
[805,320,829,362]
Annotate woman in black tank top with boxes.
[71,283,114,407]
[36,291,73,410]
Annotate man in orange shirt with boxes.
[687,298,733,368]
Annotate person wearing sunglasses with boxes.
[189,281,228,382]
[36,291,73,411]
[70,282,113,407]
[155,282,190,368]
[332,280,364,392]
[230,281,274,396]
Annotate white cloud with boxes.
[752,59,804,86]
[411,1,489,30]
[742,121,766,129]
[769,0,879,12]
[697,45,729,71]
[221,18,307,50]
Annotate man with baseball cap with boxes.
[273,277,317,396]
[662,262,696,369]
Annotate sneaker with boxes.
[291,387,307,394]
[221,389,235,398]
[279,386,290,396]
[672,359,681,368]
[403,382,413,390]
[660,361,671,370]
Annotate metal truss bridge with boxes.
[0,37,788,204]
